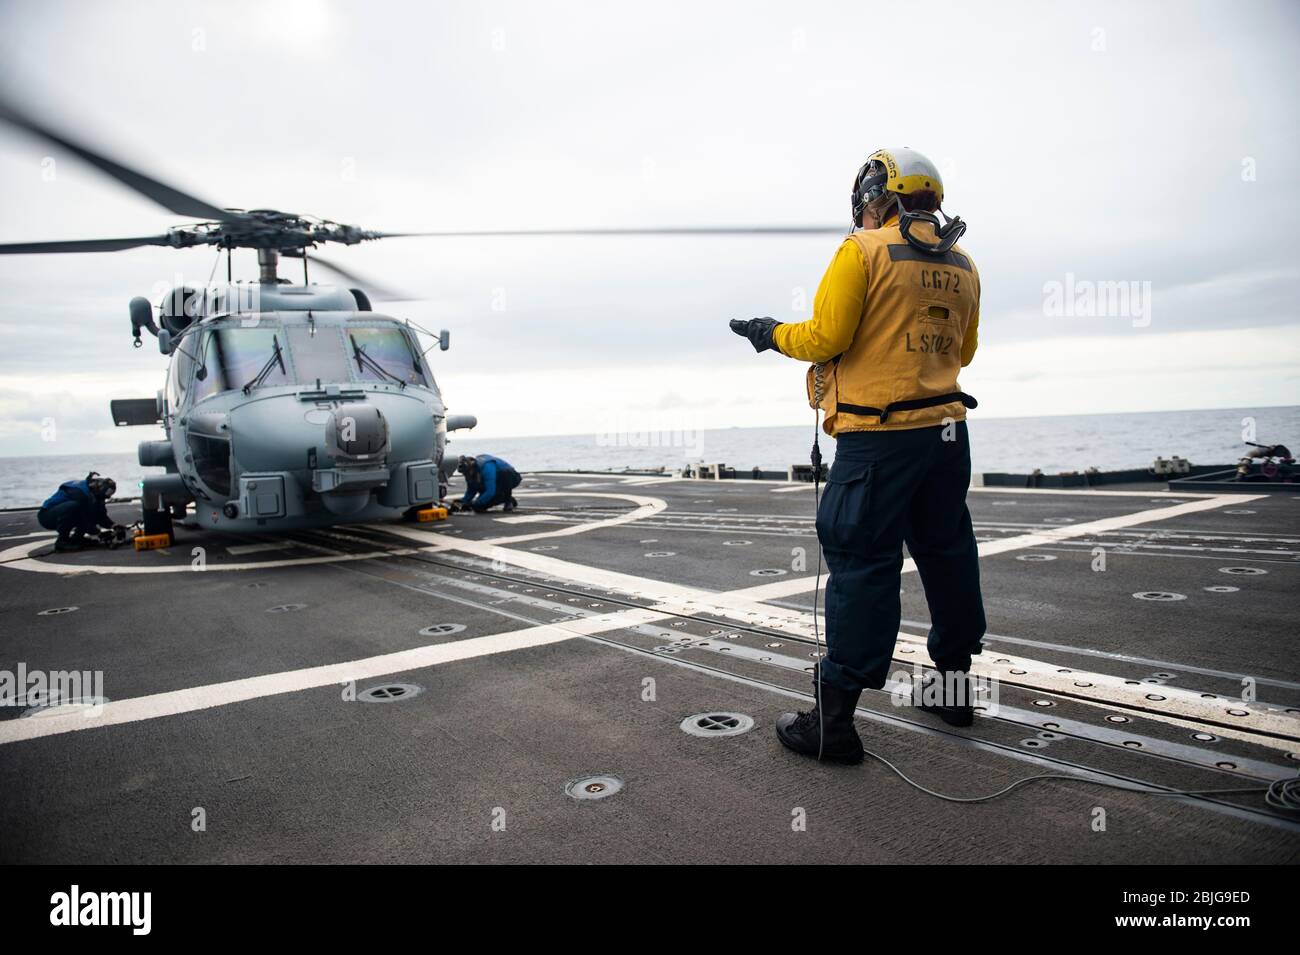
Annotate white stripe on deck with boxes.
[0,491,664,576]
[225,541,297,555]
[0,489,1284,748]
[732,493,1268,602]
[0,607,673,746]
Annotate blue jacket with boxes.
[40,479,111,531]
[460,454,518,509]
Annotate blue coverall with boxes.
[38,479,112,541]
[460,455,522,512]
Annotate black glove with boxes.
[448,500,470,513]
[729,317,782,354]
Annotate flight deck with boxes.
[1,473,1297,863]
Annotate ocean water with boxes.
[2,405,1295,509]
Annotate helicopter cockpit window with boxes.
[190,326,293,402]
[166,348,187,408]
[348,327,427,387]
[285,324,350,385]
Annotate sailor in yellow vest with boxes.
[731,147,986,763]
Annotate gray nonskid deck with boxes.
[1,474,1297,863]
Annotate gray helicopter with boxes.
[115,277,477,541]
[0,98,843,543]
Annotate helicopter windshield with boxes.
[186,321,428,401]
[191,327,292,402]
[349,328,427,386]
[285,324,352,384]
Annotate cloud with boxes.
[0,0,1297,455]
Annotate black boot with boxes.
[776,674,864,764]
[915,669,975,727]
[54,535,85,553]
[503,496,517,513]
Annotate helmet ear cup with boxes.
[87,475,116,498]
[851,159,889,225]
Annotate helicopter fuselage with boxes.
[129,282,466,534]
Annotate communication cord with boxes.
[806,362,1298,809]
[810,362,826,762]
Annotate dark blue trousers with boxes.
[37,500,96,540]
[473,468,522,511]
[816,421,986,692]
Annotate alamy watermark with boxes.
[0,664,105,716]
[595,414,705,459]
[888,663,999,716]
[1043,272,1152,328]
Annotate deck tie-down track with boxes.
[358,512,1300,755]
[3,483,1296,832]
[303,537,1298,825]
[266,516,1299,820]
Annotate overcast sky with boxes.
[0,0,1297,456]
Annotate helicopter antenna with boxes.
[226,247,232,283]
[302,249,309,285]
[206,244,222,289]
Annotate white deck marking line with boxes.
[0,491,665,576]
[1,489,1282,747]
[731,493,1268,602]
[0,606,673,746]
[885,632,1300,753]
[492,514,561,524]
[366,496,1300,740]
[534,472,1225,498]
[225,541,297,555]
[382,491,665,550]
[0,538,440,574]
[770,485,815,493]
[969,485,1220,498]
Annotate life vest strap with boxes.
[836,391,977,424]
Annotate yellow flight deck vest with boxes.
[779,215,980,436]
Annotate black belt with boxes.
[837,391,977,424]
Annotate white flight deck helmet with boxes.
[850,146,966,254]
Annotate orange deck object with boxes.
[133,533,171,551]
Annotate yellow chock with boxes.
[414,506,449,523]
[133,533,172,551]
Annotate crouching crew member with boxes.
[731,147,986,764]
[452,454,521,513]
[38,472,123,552]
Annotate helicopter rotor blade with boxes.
[0,235,177,254]
[0,98,238,222]
[375,225,845,238]
[283,249,416,302]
